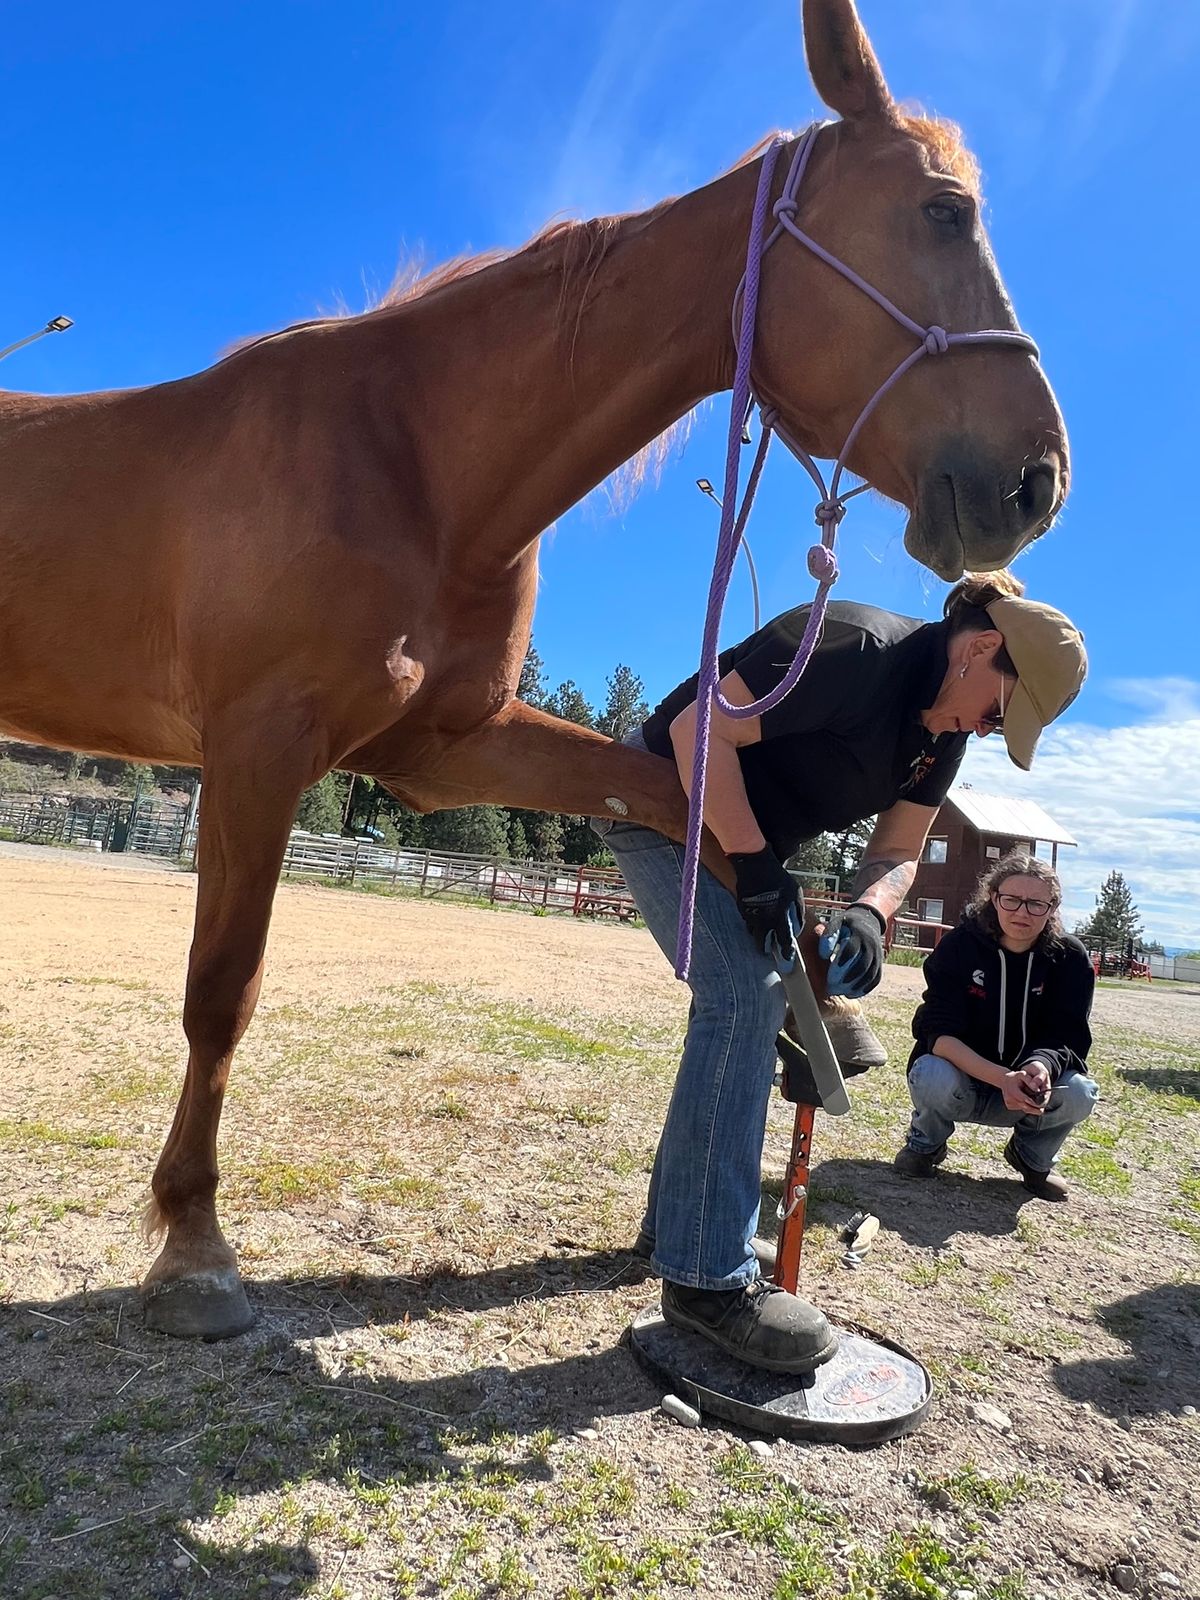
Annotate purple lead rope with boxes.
[674,125,1041,979]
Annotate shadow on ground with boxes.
[1051,1280,1200,1417]
[0,1250,662,1599]
[783,1155,1031,1250]
[1117,1063,1200,1102]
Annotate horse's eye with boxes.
[924,200,962,227]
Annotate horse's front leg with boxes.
[142,716,327,1339]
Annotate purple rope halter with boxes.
[675,125,1040,979]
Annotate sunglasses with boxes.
[995,892,1056,917]
[980,674,1011,732]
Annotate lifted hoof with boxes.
[818,1008,888,1071]
[142,1267,255,1341]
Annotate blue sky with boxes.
[4,1,1198,945]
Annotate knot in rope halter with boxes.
[674,123,1043,979]
[806,543,839,583]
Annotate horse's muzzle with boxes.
[905,447,1066,581]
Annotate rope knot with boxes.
[923,324,950,356]
[807,543,839,583]
[814,498,844,529]
[772,196,798,222]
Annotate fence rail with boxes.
[0,791,190,854]
[1,788,963,948]
[277,832,640,920]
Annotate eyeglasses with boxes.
[995,892,1055,917]
[980,674,1012,731]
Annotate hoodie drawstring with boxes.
[997,950,1007,1061]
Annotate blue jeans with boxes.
[594,817,785,1290]
[905,1052,1100,1171]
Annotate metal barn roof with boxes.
[944,786,1077,847]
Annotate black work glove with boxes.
[818,902,886,998]
[729,847,805,969]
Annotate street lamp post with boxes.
[0,315,74,367]
[696,477,762,631]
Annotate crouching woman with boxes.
[896,852,1099,1201]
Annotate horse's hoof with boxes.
[819,1009,888,1071]
[142,1267,255,1340]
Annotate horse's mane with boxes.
[227,112,974,494]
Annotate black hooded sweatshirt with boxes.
[909,918,1095,1083]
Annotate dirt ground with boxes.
[1,847,1198,1600]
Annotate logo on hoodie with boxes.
[969,967,986,997]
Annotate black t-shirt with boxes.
[641,601,968,860]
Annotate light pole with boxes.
[696,478,762,631]
[0,315,74,367]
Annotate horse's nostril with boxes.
[1016,462,1058,531]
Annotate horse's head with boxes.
[751,0,1067,580]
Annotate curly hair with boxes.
[964,850,1065,950]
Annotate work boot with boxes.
[660,1278,838,1374]
[1003,1136,1069,1201]
[893,1142,947,1178]
[633,1231,778,1274]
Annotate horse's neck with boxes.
[385,159,759,558]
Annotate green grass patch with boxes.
[921,1461,1041,1512]
[0,1119,120,1151]
[236,1155,342,1207]
[1059,1148,1132,1196]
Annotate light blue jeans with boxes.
[905,1052,1100,1171]
[594,817,785,1290]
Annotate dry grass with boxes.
[0,850,1198,1599]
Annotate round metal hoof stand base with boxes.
[629,1302,932,1445]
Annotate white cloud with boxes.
[1108,677,1200,723]
[956,696,1200,950]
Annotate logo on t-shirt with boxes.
[899,747,939,795]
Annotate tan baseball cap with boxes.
[985,595,1087,771]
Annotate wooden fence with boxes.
[1,788,961,946]
[275,832,640,920]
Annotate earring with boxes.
[959,663,969,680]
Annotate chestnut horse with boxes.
[0,0,1067,1338]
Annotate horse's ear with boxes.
[802,0,893,119]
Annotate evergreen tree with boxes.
[786,833,834,886]
[296,772,345,834]
[507,815,531,860]
[559,815,609,865]
[517,641,547,709]
[1075,870,1143,948]
[422,805,510,857]
[545,679,596,728]
[596,664,650,742]
[825,818,875,891]
[529,811,564,861]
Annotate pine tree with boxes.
[786,834,834,886]
[544,679,596,728]
[596,664,650,742]
[295,772,345,835]
[826,818,876,891]
[517,641,547,709]
[507,815,531,860]
[1075,870,1143,948]
[529,811,565,861]
[422,805,511,857]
